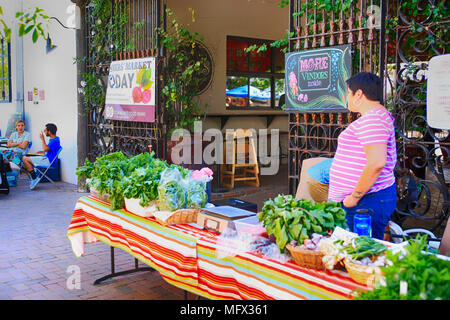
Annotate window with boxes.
[226,36,285,109]
[0,38,11,102]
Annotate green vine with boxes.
[157,8,208,133]
[77,0,131,115]
[77,2,208,134]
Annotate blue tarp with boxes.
[226,85,271,100]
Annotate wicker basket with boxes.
[154,208,201,226]
[344,258,384,287]
[286,244,326,270]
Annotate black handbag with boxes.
[0,154,10,195]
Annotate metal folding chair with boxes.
[31,146,62,190]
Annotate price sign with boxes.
[427,54,450,129]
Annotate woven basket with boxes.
[344,258,384,287]
[286,244,326,270]
[154,208,201,226]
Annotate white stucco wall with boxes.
[1,0,78,184]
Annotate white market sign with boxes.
[105,57,156,122]
[427,54,450,130]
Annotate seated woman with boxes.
[6,120,31,159]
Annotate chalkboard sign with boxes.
[285,45,352,113]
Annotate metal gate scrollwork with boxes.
[287,0,449,234]
[84,0,164,160]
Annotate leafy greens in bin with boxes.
[258,194,348,252]
[122,156,169,207]
[157,167,187,211]
[77,152,130,210]
[76,151,199,211]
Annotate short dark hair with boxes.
[346,72,382,102]
[45,123,57,135]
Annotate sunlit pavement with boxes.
[0,174,186,300]
[0,171,287,300]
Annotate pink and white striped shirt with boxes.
[328,108,397,202]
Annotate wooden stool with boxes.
[220,129,260,189]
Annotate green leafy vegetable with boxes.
[339,236,387,260]
[186,179,207,209]
[258,194,348,252]
[157,168,187,211]
[122,156,169,207]
[76,151,208,212]
[355,235,450,300]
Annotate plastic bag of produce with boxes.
[215,227,290,263]
[157,167,186,211]
[185,175,207,209]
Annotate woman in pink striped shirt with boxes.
[329,72,397,239]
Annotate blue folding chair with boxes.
[30,146,62,190]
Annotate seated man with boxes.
[22,123,61,189]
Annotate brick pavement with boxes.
[0,170,288,300]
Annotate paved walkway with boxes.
[0,172,287,300]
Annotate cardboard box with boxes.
[295,157,328,201]
[197,205,255,233]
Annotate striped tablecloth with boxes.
[67,195,367,300]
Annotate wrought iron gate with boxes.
[83,0,164,160]
[287,0,449,234]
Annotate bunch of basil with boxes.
[258,194,348,252]
[157,167,208,211]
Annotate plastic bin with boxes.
[37,159,61,182]
[212,198,257,213]
[6,170,19,187]
[232,215,267,237]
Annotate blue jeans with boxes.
[342,183,397,240]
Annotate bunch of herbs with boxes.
[355,235,450,300]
